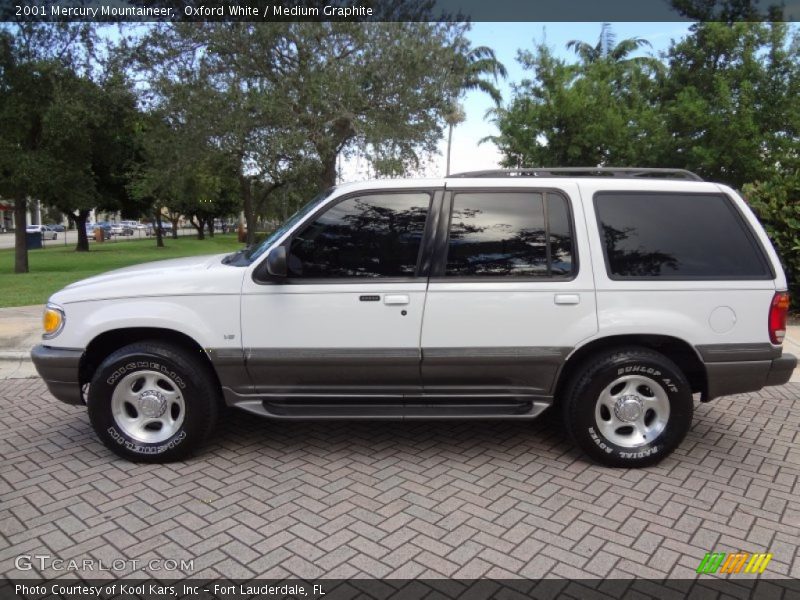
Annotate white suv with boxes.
[31,168,796,467]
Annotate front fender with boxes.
[48,296,242,353]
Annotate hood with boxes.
[51,253,247,304]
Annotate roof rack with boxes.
[448,167,704,182]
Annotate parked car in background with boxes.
[48,224,66,232]
[85,222,110,240]
[95,222,114,237]
[26,224,57,240]
[121,220,152,235]
[111,222,134,236]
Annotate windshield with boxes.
[223,187,335,266]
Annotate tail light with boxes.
[768,292,790,344]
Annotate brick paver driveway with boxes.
[1,379,799,580]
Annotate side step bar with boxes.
[233,398,551,420]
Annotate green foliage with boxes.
[743,171,800,298]
[491,21,800,192]
[488,34,665,168]
[661,22,800,188]
[0,24,139,256]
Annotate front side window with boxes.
[445,191,575,277]
[288,192,431,278]
[594,192,771,279]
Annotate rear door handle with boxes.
[384,294,410,306]
[554,294,580,305]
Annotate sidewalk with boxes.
[0,304,43,378]
[0,304,799,381]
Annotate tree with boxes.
[133,20,484,243]
[0,23,102,269]
[566,23,652,65]
[1,23,139,264]
[42,70,139,251]
[660,21,800,188]
[444,46,507,175]
[0,32,59,272]
[171,149,240,240]
[744,170,800,298]
[488,35,665,168]
[128,113,187,247]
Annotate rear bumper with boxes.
[765,353,797,387]
[702,351,797,401]
[30,345,84,405]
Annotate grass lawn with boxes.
[0,234,244,308]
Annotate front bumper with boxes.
[30,345,84,405]
[703,352,797,401]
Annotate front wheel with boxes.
[562,347,693,468]
[88,341,219,462]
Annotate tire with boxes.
[87,341,219,462]
[562,347,693,468]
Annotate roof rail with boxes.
[447,167,704,182]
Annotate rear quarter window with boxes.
[594,192,772,280]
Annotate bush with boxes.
[743,171,800,303]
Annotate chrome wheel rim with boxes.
[110,370,185,444]
[594,374,670,448]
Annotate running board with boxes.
[233,397,551,420]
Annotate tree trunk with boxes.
[207,219,215,238]
[154,209,164,248]
[74,209,90,252]
[191,217,205,240]
[14,196,28,274]
[319,153,337,190]
[239,174,256,246]
[171,217,179,239]
[446,123,454,176]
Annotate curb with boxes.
[0,351,31,361]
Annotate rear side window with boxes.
[445,191,575,277]
[594,192,771,279]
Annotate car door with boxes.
[240,188,442,398]
[420,182,598,397]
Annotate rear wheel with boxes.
[88,341,219,462]
[562,347,693,468]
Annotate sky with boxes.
[345,21,694,181]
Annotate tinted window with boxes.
[445,192,574,277]
[289,192,430,278]
[595,192,770,279]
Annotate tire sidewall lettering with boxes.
[616,365,679,393]
[106,361,186,390]
[107,426,187,455]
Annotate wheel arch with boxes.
[79,327,221,392]
[554,334,706,404]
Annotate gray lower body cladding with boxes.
[213,346,570,419]
[696,343,797,400]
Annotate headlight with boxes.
[43,303,65,339]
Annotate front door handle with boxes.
[554,294,580,305]
[384,294,410,306]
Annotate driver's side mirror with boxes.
[265,246,287,277]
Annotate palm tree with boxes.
[567,23,652,64]
[446,46,507,175]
